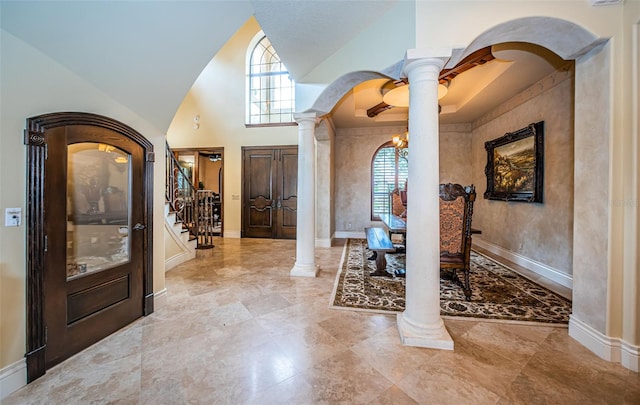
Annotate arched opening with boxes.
[318,17,610,339]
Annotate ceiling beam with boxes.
[439,46,495,83]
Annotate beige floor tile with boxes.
[5,237,637,405]
[299,349,394,404]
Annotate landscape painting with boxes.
[484,121,544,202]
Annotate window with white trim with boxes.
[247,35,295,125]
[371,142,409,220]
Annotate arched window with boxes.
[371,142,409,220]
[247,34,295,125]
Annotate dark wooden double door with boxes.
[242,146,298,239]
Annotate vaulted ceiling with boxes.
[1,1,568,130]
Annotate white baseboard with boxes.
[621,340,640,372]
[154,288,168,309]
[334,231,365,239]
[224,230,241,238]
[164,250,195,271]
[569,315,639,372]
[316,238,332,248]
[473,238,573,289]
[1,359,26,401]
[569,315,621,362]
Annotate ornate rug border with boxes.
[329,239,571,327]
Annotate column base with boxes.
[397,312,454,350]
[290,262,320,277]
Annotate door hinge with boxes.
[44,235,48,252]
[45,326,48,344]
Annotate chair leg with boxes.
[462,266,471,301]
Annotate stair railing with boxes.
[194,190,218,249]
[165,142,215,249]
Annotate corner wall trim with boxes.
[569,315,639,372]
[473,238,573,288]
[0,359,26,400]
[316,238,332,248]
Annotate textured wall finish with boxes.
[316,120,335,244]
[572,44,610,333]
[440,124,473,186]
[334,125,472,233]
[334,128,397,233]
[472,69,574,275]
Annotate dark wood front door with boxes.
[25,113,153,382]
[242,146,297,239]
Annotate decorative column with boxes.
[290,112,320,277]
[397,49,453,349]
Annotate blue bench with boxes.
[364,227,396,277]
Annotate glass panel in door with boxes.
[66,143,131,280]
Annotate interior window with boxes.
[247,35,295,125]
[371,142,409,220]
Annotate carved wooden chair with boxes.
[439,183,476,301]
[389,188,407,218]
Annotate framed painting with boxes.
[484,121,544,202]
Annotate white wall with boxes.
[0,29,167,384]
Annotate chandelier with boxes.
[392,130,409,158]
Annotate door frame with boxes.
[24,112,154,383]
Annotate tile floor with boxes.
[5,238,639,404]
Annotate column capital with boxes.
[294,112,319,126]
[402,48,452,79]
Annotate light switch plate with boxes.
[5,208,21,227]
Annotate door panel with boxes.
[277,148,298,239]
[243,149,276,237]
[242,146,297,239]
[44,125,144,368]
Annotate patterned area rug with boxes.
[330,238,572,325]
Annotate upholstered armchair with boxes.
[439,183,476,301]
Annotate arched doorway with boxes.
[312,16,612,359]
[24,112,155,382]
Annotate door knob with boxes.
[133,223,146,231]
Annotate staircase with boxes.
[164,142,217,270]
[164,202,197,270]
